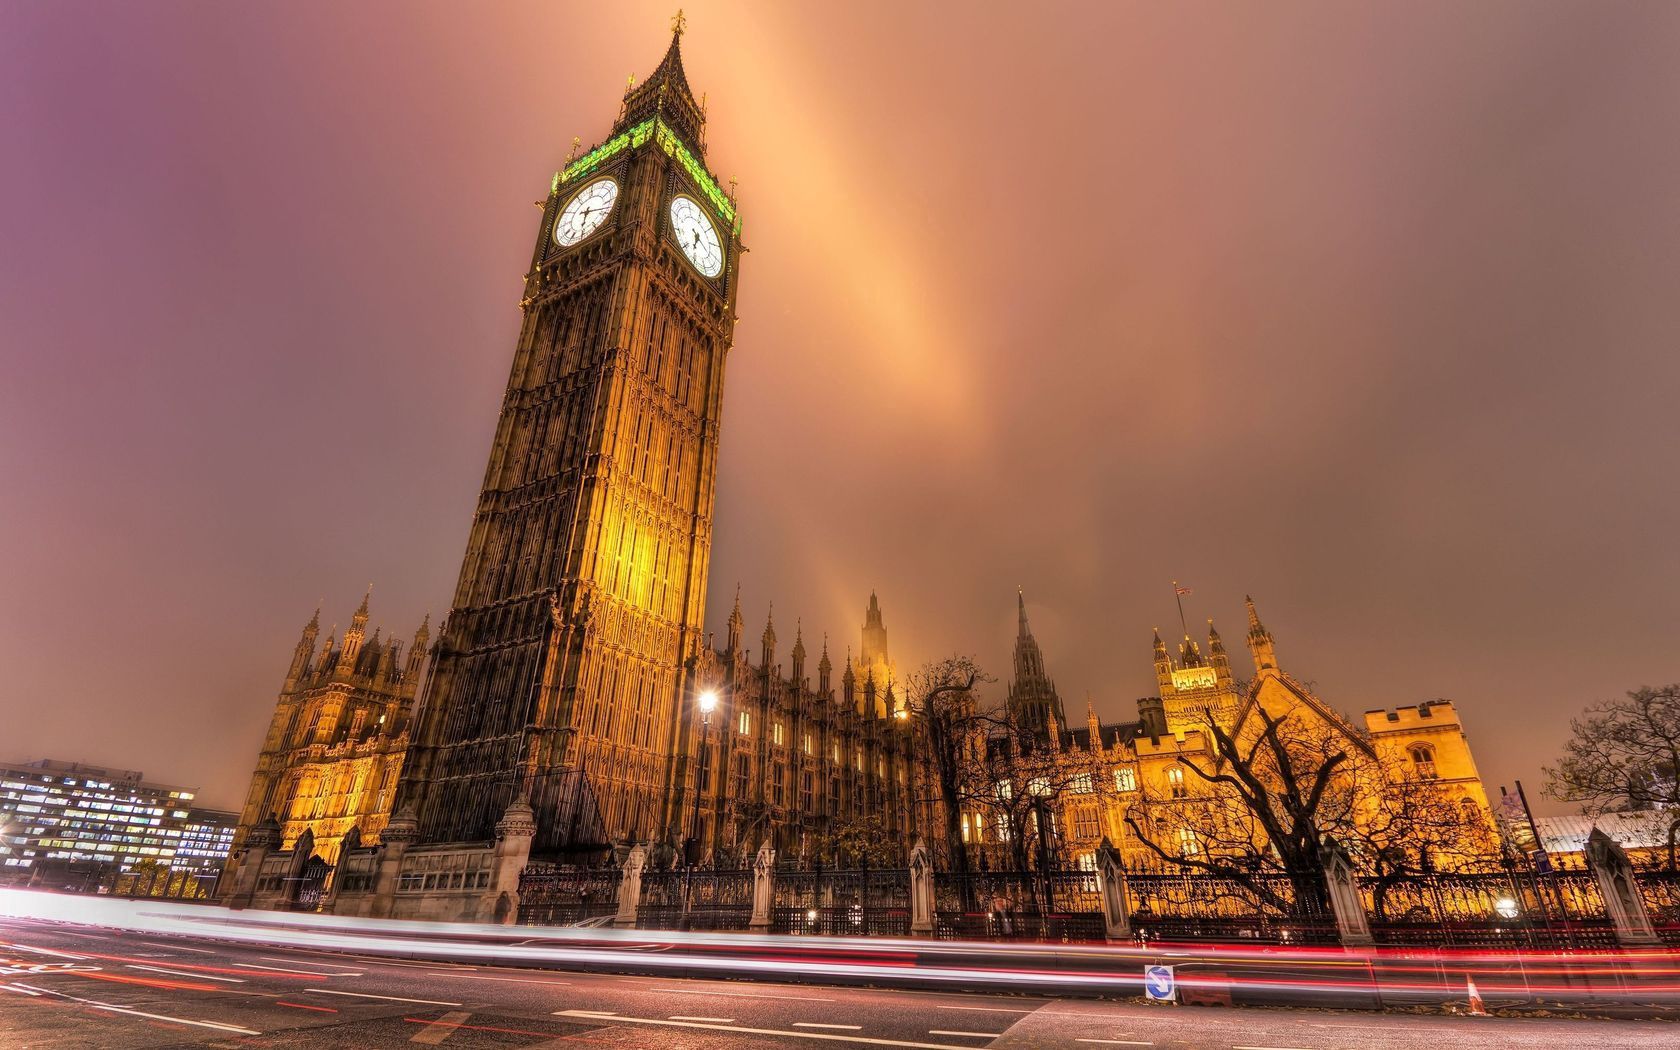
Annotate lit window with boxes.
[738,710,750,736]
[1167,767,1186,798]
[772,722,784,747]
[1114,767,1137,792]
[1028,776,1051,797]
[1177,827,1199,856]
[995,780,1013,801]
[1072,773,1093,795]
[803,733,812,756]
[1410,745,1437,779]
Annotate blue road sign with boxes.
[1144,963,1176,1002]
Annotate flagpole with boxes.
[1172,581,1190,640]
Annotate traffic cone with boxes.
[1465,977,1487,1016]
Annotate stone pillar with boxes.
[1095,836,1132,942]
[1586,827,1659,946]
[224,817,281,910]
[370,806,418,919]
[489,797,538,925]
[748,840,776,931]
[615,843,647,928]
[909,838,934,937]
[1320,836,1373,947]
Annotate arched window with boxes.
[1167,767,1187,798]
[1409,744,1437,779]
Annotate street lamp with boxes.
[683,688,719,929]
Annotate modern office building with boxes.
[0,758,204,885]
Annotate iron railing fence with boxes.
[1636,870,1680,946]
[772,868,910,936]
[932,870,1107,943]
[1124,871,1339,945]
[636,867,754,931]
[516,864,621,926]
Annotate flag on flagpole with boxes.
[1174,585,1192,596]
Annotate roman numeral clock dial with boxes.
[670,194,724,278]
[553,177,619,247]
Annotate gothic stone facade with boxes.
[228,593,428,873]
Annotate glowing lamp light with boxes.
[698,690,719,715]
[1494,896,1521,920]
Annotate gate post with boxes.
[370,806,417,919]
[491,796,537,925]
[224,816,281,909]
[1586,827,1660,946]
[749,840,776,931]
[615,843,647,928]
[909,838,935,937]
[1321,836,1374,947]
[1095,837,1132,942]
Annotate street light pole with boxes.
[682,688,719,929]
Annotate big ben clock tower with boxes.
[399,19,741,855]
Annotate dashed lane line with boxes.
[798,1023,865,1030]
[233,962,362,977]
[650,985,836,1002]
[126,964,246,984]
[258,955,363,974]
[137,940,216,953]
[671,1015,736,1022]
[553,1010,998,1049]
[8,980,261,1036]
[934,1005,1035,1013]
[306,988,463,1007]
[426,972,573,987]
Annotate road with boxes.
[1,916,1675,1049]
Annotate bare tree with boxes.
[1125,702,1358,918]
[902,656,991,872]
[1545,684,1680,868]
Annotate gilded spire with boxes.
[1017,586,1030,639]
[1245,595,1278,672]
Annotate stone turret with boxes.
[1246,595,1277,673]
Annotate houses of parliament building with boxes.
[222,22,1492,920]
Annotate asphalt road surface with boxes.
[1,916,1674,1049]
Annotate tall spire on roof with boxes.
[615,12,706,149]
[1246,595,1278,673]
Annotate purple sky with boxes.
[3,2,1677,813]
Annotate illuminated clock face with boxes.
[553,178,618,247]
[669,195,724,278]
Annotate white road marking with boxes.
[234,962,362,977]
[798,1022,865,1030]
[935,1005,1034,1013]
[138,940,215,953]
[1,942,90,960]
[410,1009,473,1044]
[1,984,42,996]
[307,987,463,1006]
[11,981,261,1035]
[428,972,573,987]
[929,1032,1003,1039]
[651,985,836,1002]
[259,955,362,974]
[1076,1041,1154,1046]
[126,964,245,984]
[553,1011,991,1049]
[671,1015,736,1022]
[1233,1046,1317,1050]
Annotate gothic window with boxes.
[772,722,784,747]
[1073,807,1099,840]
[771,765,786,807]
[1167,767,1186,798]
[1114,767,1138,793]
[802,732,812,756]
[995,779,1013,801]
[1076,851,1097,872]
[1410,745,1438,779]
[738,710,750,736]
[1177,827,1200,856]
[1072,773,1094,795]
[995,812,1012,841]
[800,771,813,811]
[732,754,749,797]
[1028,776,1051,797]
